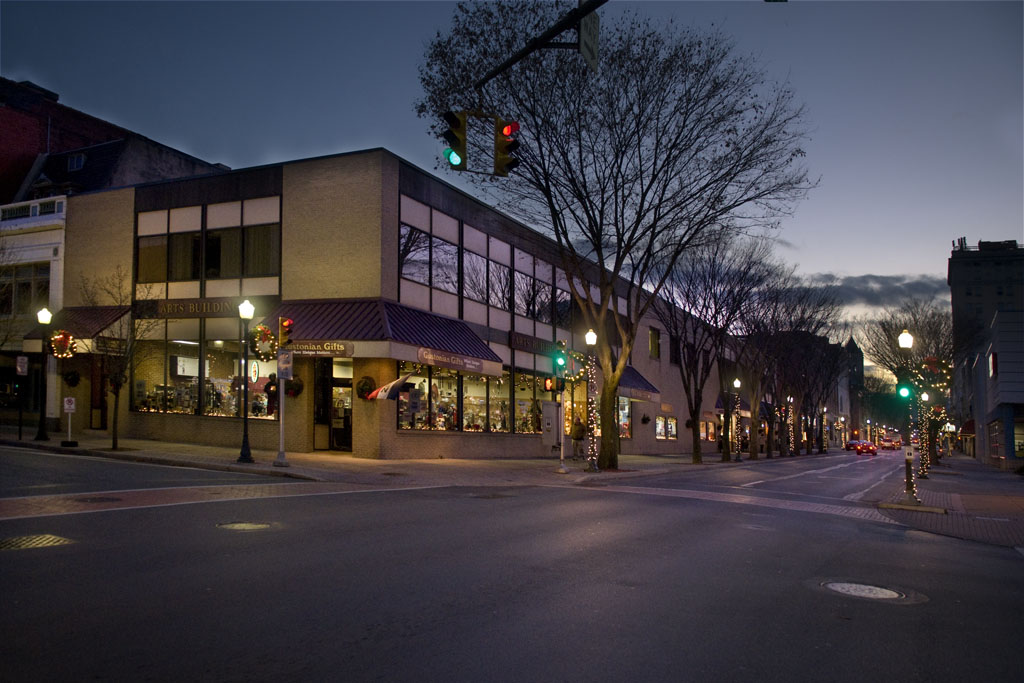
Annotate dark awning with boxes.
[261,299,503,376]
[960,419,975,436]
[618,365,659,401]
[23,306,130,354]
[715,394,752,413]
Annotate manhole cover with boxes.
[1,534,75,551]
[822,582,904,600]
[217,522,272,531]
[75,496,123,503]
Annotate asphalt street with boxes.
[2,450,1022,682]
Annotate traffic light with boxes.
[553,340,567,376]
[442,111,467,171]
[543,377,565,393]
[279,317,294,347]
[895,369,913,399]
[494,118,520,177]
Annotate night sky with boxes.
[2,1,1021,317]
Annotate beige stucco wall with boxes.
[64,188,135,306]
[281,152,391,300]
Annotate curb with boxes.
[878,502,947,515]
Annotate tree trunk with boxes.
[111,386,120,451]
[597,384,618,470]
[765,413,775,459]
[747,384,760,460]
[689,410,703,464]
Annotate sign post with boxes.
[16,355,28,440]
[274,349,293,467]
[62,397,77,447]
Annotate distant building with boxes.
[0,78,225,426]
[947,238,1024,467]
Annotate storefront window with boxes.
[462,374,488,432]
[667,417,678,440]
[489,370,510,433]
[655,416,667,440]
[167,337,201,414]
[432,366,460,430]
[514,369,541,434]
[618,397,631,438]
[202,335,243,417]
[397,362,429,430]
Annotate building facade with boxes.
[947,238,1024,467]
[50,149,728,459]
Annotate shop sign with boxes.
[509,331,557,356]
[95,337,127,355]
[417,347,484,373]
[133,296,278,319]
[16,356,28,376]
[249,361,260,384]
[288,341,354,357]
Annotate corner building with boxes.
[64,149,701,459]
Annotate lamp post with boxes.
[584,328,598,472]
[34,307,52,441]
[897,328,919,504]
[732,377,742,462]
[237,299,255,463]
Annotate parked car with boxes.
[855,441,877,456]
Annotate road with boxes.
[2,447,1021,682]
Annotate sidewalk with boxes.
[3,428,1022,548]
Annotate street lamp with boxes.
[34,307,52,441]
[897,329,919,504]
[237,299,255,463]
[732,377,742,462]
[584,328,598,472]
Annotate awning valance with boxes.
[261,299,503,376]
[618,365,659,402]
[23,305,130,354]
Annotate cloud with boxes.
[805,273,950,309]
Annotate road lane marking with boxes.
[742,459,873,488]
[844,465,903,501]
[573,484,898,524]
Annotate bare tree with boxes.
[655,234,771,464]
[418,1,813,468]
[79,265,161,450]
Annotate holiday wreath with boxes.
[50,330,77,358]
[248,324,278,362]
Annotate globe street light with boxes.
[584,328,598,472]
[897,329,919,504]
[34,307,52,441]
[237,299,255,463]
[732,377,742,462]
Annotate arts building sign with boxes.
[134,296,278,319]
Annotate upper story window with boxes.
[136,204,280,285]
[0,262,50,316]
[67,153,85,172]
[669,333,681,365]
[649,327,661,359]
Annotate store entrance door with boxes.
[313,358,353,452]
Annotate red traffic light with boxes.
[501,121,520,137]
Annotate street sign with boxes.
[16,356,28,376]
[579,11,599,73]
[63,397,76,413]
[277,349,294,380]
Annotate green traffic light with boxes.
[898,386,910,398]
[443,147,462,166]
